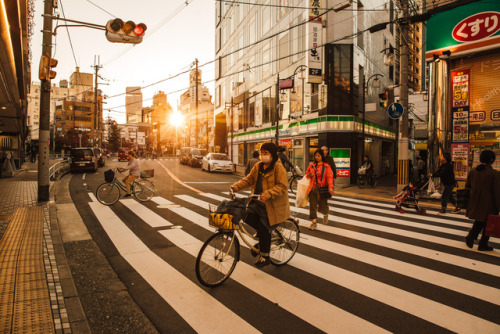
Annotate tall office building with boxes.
[126,87,143,123]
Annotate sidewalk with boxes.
[0,161,88,334]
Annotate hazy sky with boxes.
[31,0,215,123]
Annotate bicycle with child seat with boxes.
[195,189,300,287]
[95,168,155,205]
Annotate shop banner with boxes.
[425,1,500,60]
[331,148,351,178]
[452,107,469,143]
[306,21,322,84]
[309,0,323,22]
[451,69,470,108]
[451,143,469,181]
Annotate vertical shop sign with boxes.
[452,107,469,143]
[331,148,351,177]
[306,21,323,84]
[309,0,322,22]
[451,69,470,108]
[451,143,469,181]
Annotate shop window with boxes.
[248,96,255,127]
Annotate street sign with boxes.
[387,102,404,119]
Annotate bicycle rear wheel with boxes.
[96,182,120,205]
[269,219,300,266]
[133,179,155,201]
[289,176,299,194]
[370,176,379,188]
[196,232,240,287]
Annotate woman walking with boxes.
[305,148,334,230]
[429,152,460,214]
[465,150,500,251]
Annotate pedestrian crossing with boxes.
[85,189,500,333]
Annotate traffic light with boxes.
[105,18,147,44]
[38,55,58,80]
[378,91,388,109]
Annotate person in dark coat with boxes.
[429,152,460,214]
[278,147,294,171]
[321,146,337,180]
[465,150,500,251]
[245,151,260,175]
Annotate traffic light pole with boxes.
[38,0,54,202]
[93,56,102,148]
[397,0,410,192]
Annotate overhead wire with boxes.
[59,0,79,68]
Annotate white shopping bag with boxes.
[295,176,310,208]
[428,178,436,194]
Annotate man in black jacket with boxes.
[321,146,337,180]
[278,147,294,171]
[429,152,460,214]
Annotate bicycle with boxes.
[357,172,379,188]
[96,168,155,205]
[288,166,303,194]
[195,190,300,287]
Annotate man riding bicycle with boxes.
[118,151,141,197]
[230,142,290,268]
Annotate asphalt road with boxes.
[59,157,500,333]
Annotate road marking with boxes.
[151,196,174,206]
[178,194,500,299]
[119,198,172,227]
[88,202,259,334]
[159,228,388,333]
[155,161,203,193]
[184,182,231,184]
[201,192,500,274]
[166,195,500,332]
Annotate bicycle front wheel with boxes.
[269,219,300,266]
[196,232,240,287]
[133,179,155,201]
[289,176,299,194]
[96,182,120,205]
[357,176,367,188]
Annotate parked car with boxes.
[93,148,105,167]
[188,148,207,167]
[201,153,234,173]
[118,148,128,162]
[179,147,193,165]
[70,148,98,173]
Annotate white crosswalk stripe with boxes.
[86,190,500,333]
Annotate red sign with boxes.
[452,12,500,42]
[279,78,294,90]
[451,70,470,108]
[337,169,350,178]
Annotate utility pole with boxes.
[93,56,102,148]
[195,58,199,148]
[38,0,54,202]
[275,73,280,145]
[230,97,234,162]
[397,0,410,192]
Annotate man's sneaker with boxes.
[124,194,132,198]
[438,209,446,214]
[452,207,461,213]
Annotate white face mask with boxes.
[261,155,272,164]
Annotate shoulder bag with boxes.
[485,215,500,238]
[314,164,332,199]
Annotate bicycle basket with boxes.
[104,169,115,183]
[140,169,154,178]
[208,203,238,230]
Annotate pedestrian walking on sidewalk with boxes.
[465,150,500,251]
[118,151,141,197]
[305,148,334,230]
[429,152,460,214]
[245,150,260,175]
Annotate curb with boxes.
[49,176,92,333]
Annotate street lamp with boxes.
[362,73,383,159]
[291,65,307,118]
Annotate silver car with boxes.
[201,153,234,173]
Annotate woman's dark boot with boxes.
[478,235,493,251]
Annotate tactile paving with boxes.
[0,207,55,333]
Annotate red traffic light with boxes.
[38,55,58,80]
[105,19,147,44]
[134,23,147,36]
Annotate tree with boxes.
[107,121,121,152]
